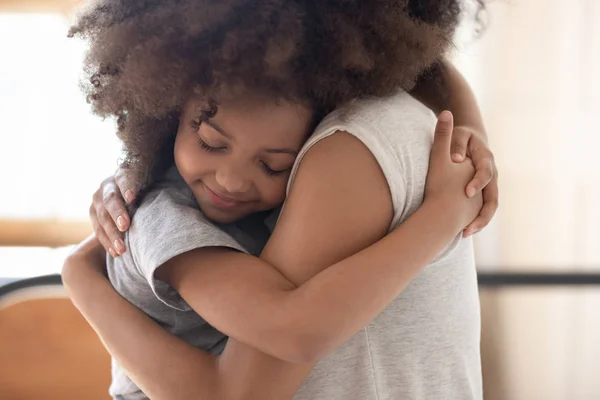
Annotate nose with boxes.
[214,164,252,194]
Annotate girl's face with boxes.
[174,96,314,223]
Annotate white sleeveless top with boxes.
[287,92,482,400]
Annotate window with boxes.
[0,11,120,277]
[0,13,121,244]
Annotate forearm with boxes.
[175,201,460,363]
[271,200,460,359]
[411,59,486,138]
[63,260,222,400]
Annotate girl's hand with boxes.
[449,125,499,237]
[425,111,483,233]
[90,170,136,256]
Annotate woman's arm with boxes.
[411,59,486,137]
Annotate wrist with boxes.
[420,197,465,237]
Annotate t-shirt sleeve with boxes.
[127,188,247,311]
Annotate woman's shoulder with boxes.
[289,91,436,219]
[322,91,435,134]
[304,91,436,162]
[300,91,435,166]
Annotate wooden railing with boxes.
[0,219,91,247]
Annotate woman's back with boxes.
[288,92,482,400]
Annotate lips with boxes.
[203,184,248,208]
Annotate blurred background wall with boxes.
[455,1,600,399]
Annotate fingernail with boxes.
[467,187,476,198]
[117,215,127,231]
[452,153,463,162]
[114,239,125,254]
[125,190,134,204]
[108,248,117,258]
[439,110,452,122]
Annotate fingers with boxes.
[98,201,126,255]
[115,168,137,205]
[89,175,130,256]
[96,180,127,255]
[102,181,130,232]
[90,203,117,257]
[465,144,495,198]
[450,128,470,162]
[464,171,499,237]
[431,111,454,158]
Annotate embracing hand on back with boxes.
[89,169,136,257]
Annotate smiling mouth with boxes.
[203,184,249,208]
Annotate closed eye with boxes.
[260,161,289,176]
[198,137,225,152]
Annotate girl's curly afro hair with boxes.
[69,0,486,194]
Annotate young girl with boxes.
[63,1,495,399]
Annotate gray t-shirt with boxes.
[289,92,483,400]
[106,168,272,400]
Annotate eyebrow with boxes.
[205,120,233,139]
[205,120,298,156]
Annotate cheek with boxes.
[174,134,208,181]
[257,178,288,208]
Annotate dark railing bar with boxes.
[477,272,600,287]
[3,272,600,294]
[0,274,63,297]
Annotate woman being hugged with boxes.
[64,0,497,399]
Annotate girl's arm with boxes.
[156,117,479,364]
[64,237,313,400]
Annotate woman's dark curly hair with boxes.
[69,0,487,196]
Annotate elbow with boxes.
[274,331,333,364]
[61,252,82,288]
[61,244,105,294]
